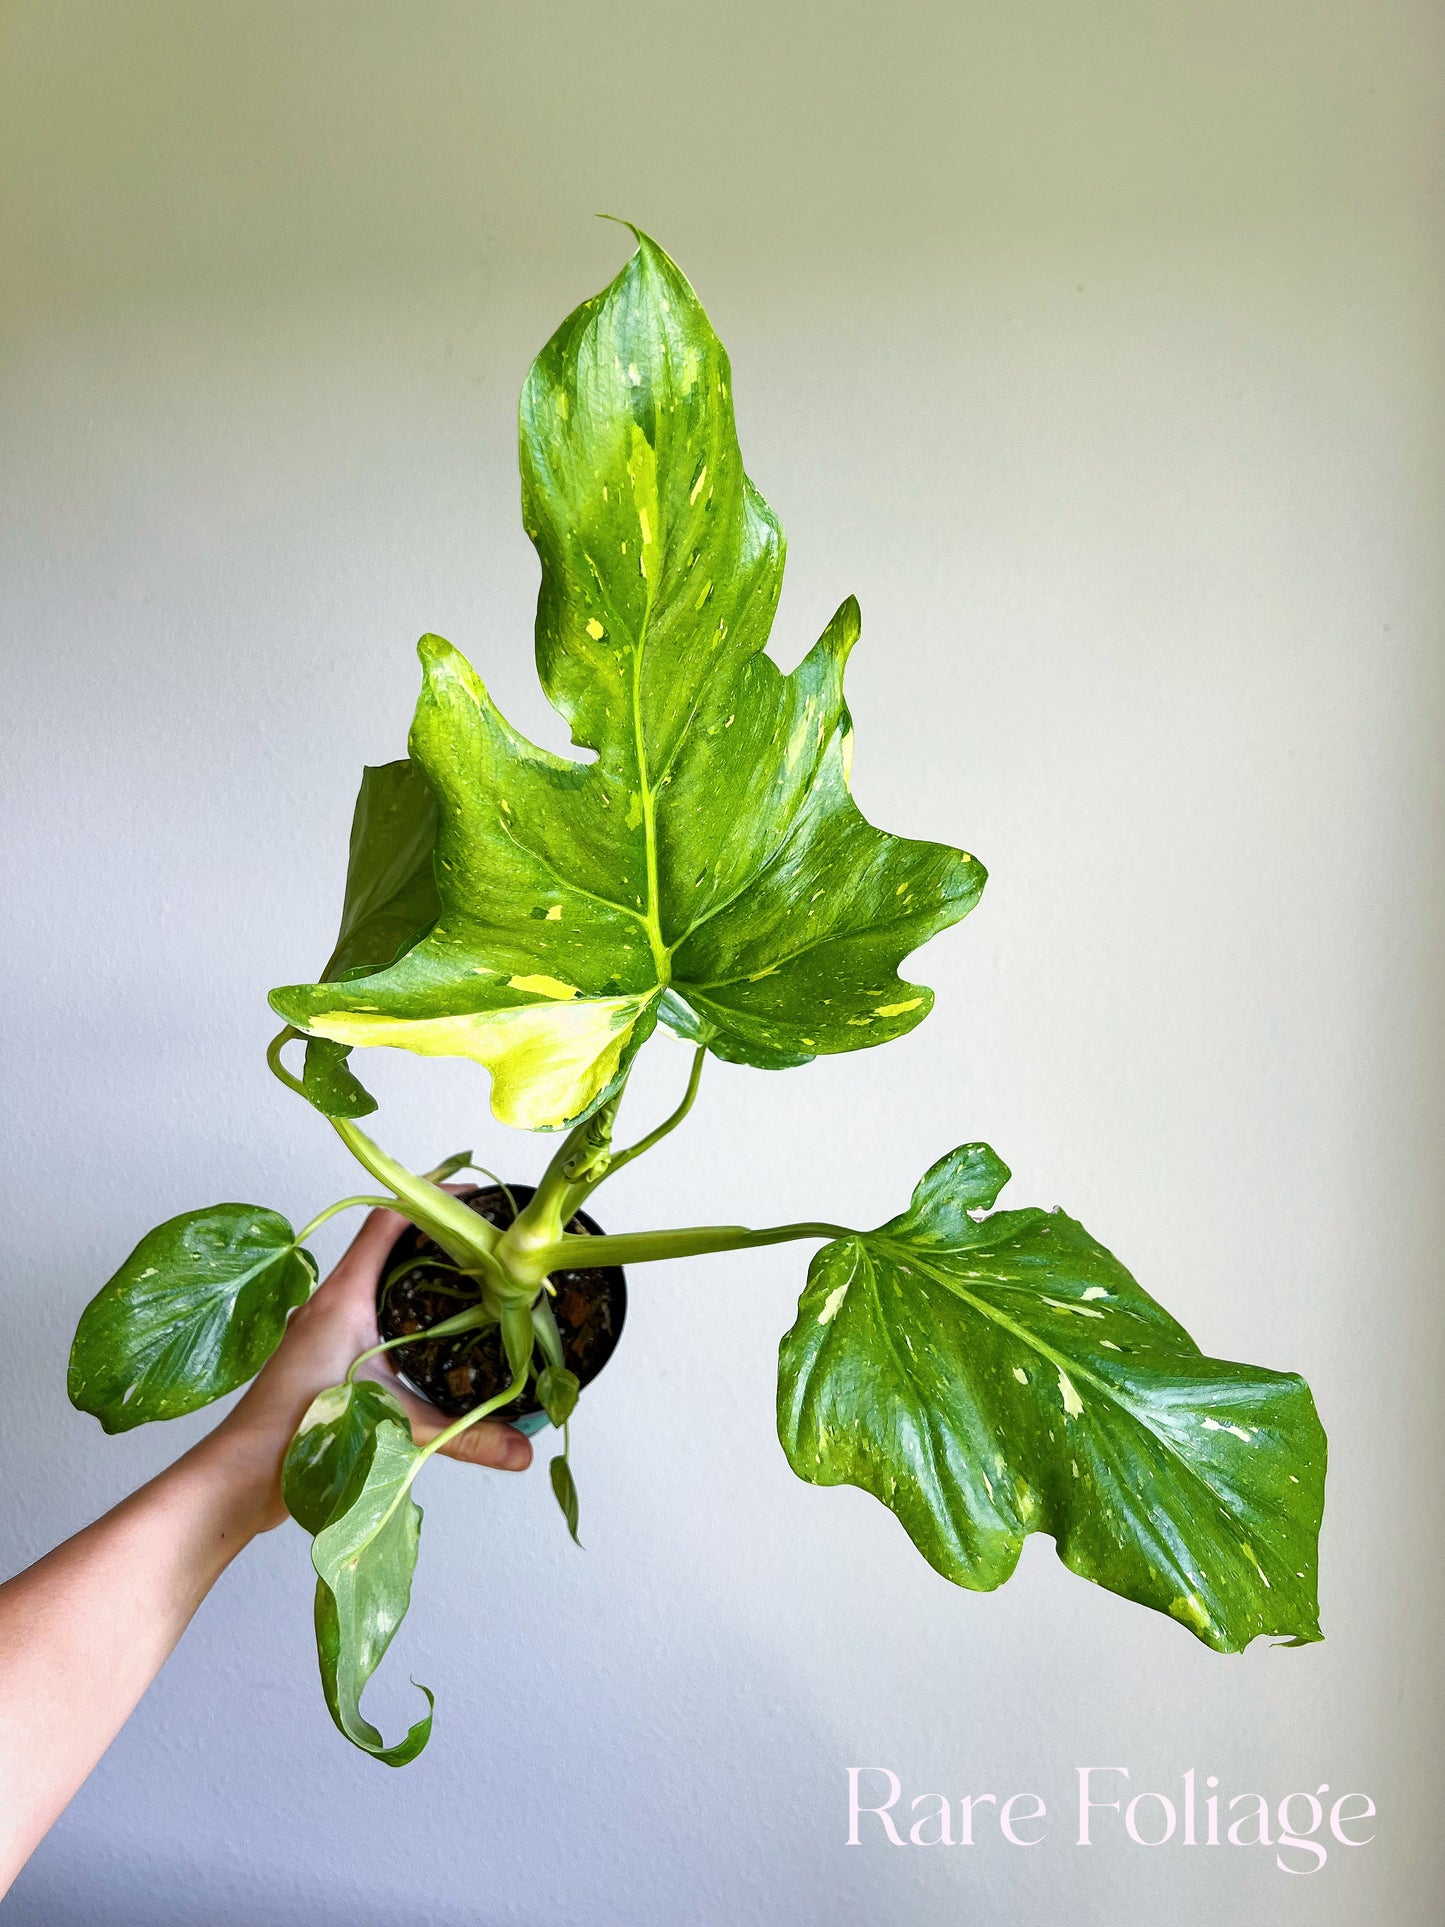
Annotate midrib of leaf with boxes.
[855,1243,957,1504]
[630,635,668,981]
[321,1433,422,1576]
[870,1236,1269,1528]
[134,1246,294,1359]
[525,437,818,1004]
[339,1488,408,1573]
[554,523,676,983]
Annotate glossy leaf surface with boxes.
[301,1037,377,1120]
[778,1145,1327,1651]
[311,1418,433,1765]
[297,759,442,1118]
[322,759,441,982]
[550,1452,582,1546]
[537,1364,580,1428]
[270,232,984,1129]
[69,1206,315,1433]
[283,1378,411,1535]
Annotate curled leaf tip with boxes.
[594,211,644,244]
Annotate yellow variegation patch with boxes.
[306,994,655,1131]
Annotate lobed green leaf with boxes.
[270,231,984,1130]
[777,1145,1327,1652]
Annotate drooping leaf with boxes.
[69,1206,316,1433]
[537,1364,580,1428]
[550,1452,582,1547]
[302,1037,378,1119]
[311,1418,433,1765]
[270,231,984,1130]
[777,1145,1327,1652]
[283,1378,411,1535]
[295,759,442,1117]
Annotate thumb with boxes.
[436,1420,534,1471]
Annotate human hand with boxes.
[203,1205,532,1533]
[0,1207,534,1882]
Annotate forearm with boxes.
[0,1427,275,1893]
[0,1208,526,1894]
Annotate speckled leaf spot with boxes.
[777,1144,1327,1652]
[269,229,985,1130]
[68,1205,317,1434]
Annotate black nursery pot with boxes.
[376,1183,626,1435]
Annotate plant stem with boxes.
[266,1025,307,1096]
[347,1300,494,1382]
[327,1116,504,1278]
[500,1091,623,1262]
[523,1218,853,1280]
[447,1163,519,1218]
[293,1195,397,1248]
[409,1365,530,1476]
[504,1045,706,1264]
[593,1045,705,1187]
[268,1027,508,1288]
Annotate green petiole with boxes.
[346,1301,497,1383]
[293,1195,397,1248]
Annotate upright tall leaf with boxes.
[299,758,442,1119]
[319,759,441,984]
[311,1418,433,1766]
[777,1145,1327,1651]
[270,232,984,1129]
[69,1206,315,1432]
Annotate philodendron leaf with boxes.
[283,1378,411,1535]
[322,758,441,983]
[69,1206,316,1433]
[777,1145,1327,1652]
[550,1452,582,1547]
[296,759,443,1118]
[311,1417,433,1765]
[301,1037,378,1120]
[537,1364,580,1428]
[270,230,985,1130]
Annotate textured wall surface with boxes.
[2,4,1441,1922]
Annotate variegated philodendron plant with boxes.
[69,228,1326,1765]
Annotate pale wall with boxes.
[2,4,1441,1923]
